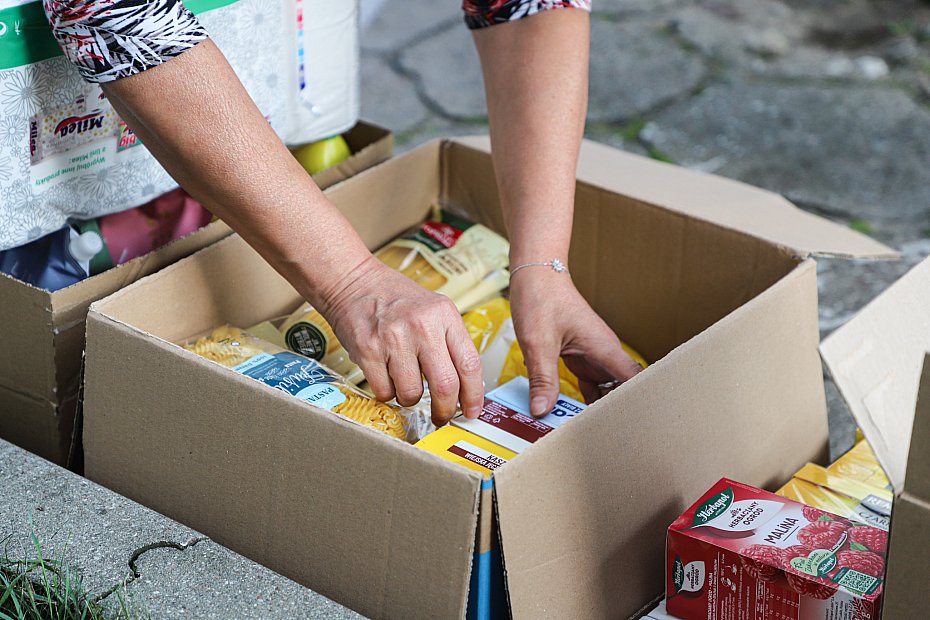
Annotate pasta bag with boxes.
[278,304,365,385]
[376,207,510,309]
[183,325,407,440]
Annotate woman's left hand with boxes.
[509,269,643,416]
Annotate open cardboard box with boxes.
[0,120,391,468]
[821,256,930,617]
[81,137,893,619]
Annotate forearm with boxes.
[472,9,589,267]
[103,40,372,309]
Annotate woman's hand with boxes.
[319,255,485,426]
[510,269,642,416]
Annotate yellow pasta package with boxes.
[278,304,365,385]
[827,438,892,491]
[462,297,649,403]
[183,325,407,440]
[375,207,510,310]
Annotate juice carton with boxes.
[667,478,886,620]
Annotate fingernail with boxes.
[531,396,550,417]
[465,406,481,419]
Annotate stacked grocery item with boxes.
[667,478,887,620]
[180,207,648,453]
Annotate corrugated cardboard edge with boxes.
[821,255,930,494]
[450,136,896,261]
[494,260,828,618]
[84,307,484,619]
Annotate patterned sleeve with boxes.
[463,0,591,29]
[42,0,208,84]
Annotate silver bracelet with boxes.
[510,259,568,277]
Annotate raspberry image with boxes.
[847,526,888,554]
[798,520,849,551]
[740,544,785,581]
[802,505,830,522]
[835,550,885,578]
[786,571,835,600]
[783,545,813,564]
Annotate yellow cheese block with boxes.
[415,425,515,477]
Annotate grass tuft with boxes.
[1,519,139,620]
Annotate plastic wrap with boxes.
[278,303,364,385]
[183,325,408,440]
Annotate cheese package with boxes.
[278,304,365,385]
[452,376,586,453]
[415,425,515,477]
[183,326,407,440]
[462,297,648,403]
[375,207,510,311]
[827,439,891,491]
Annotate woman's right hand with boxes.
[318,255,485,426]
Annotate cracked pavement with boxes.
[0,440,361,618]
[359,0,930,458]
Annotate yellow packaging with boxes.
[777,463,892,530]
[462,297,649,403]
[278,304,365,385]
[245,320,288,350]
[827,438,891,491]
[415,425,515,477]
[376,207,510,310]
[183,325,407,440]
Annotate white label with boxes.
[693,499,784,532]
[679,561,705,593]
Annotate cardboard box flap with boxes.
[450,136,895,260]
[821,256,930,495]
[906,355,930,501]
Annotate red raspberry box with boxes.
[667,478,886,620]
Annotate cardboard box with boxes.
[81,137,892,619]
[0,121,391,467]
[820,255,930,618]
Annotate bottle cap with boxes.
[70,231,104,262]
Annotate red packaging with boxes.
[666,478,885,620]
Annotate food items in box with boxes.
[278,304,365,385]
[183,326,408,439]
[667,478,886,620]
[462,297,648,402]
[778,464,891,531]
[375,207,510,310]
[291,135,351,175]
[452,376,586,453]
[414,425,515,477]
[827,439,891,491]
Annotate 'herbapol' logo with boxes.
[54,112,105,138]
[692,488,734,527]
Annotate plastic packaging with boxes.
[0,226,103,291]
[97,189,214,266]
[375,207,510,311]
[183,325,409,440]
[278,304,365,385]
[415,425,515,477]
[461,297,649,403]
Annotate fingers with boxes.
[522,338,562,418]
[358,357,395,403]
[387,346,424,407]
[445,324,485,420]
[418,346,460,426]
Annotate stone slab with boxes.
[0,440,362,618]
[642,81,930,222]
[588,17,707,122]
[360,53,430,133]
